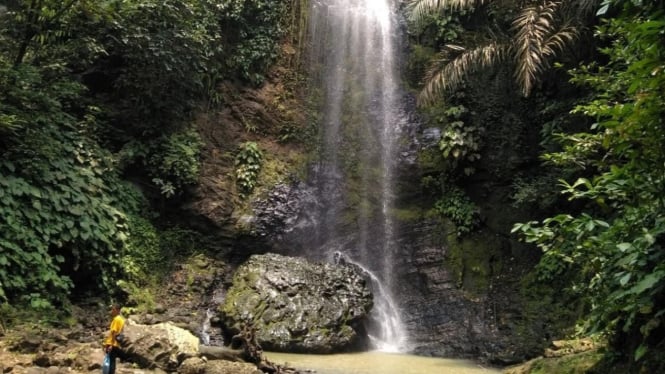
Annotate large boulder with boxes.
[220,253,373,353]
[121,320,200,371]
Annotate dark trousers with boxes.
[108,346,125,374]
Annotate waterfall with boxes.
[200,308,214,346]
[334,252,407,352]
[306,0,408,351]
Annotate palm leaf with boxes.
[541,25,578,58]
[418,41,507,105]
[513,1,583,96]
[512,1,562,96]
[408,0,495,24]
[416,0,591,103]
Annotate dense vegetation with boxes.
[409,0,664,369]
[515,1,665,367]
[0,0,288,310]
[1,0,663,371]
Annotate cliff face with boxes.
[181,2,576,364]
[387,64,581,363]
[183,42,312,248]
[372,89,559,363]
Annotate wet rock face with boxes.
[393,219,548,365]
[250,182,318,241]
[220,253,373,353]
[397,228,499,359]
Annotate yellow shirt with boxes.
[103,315,125,347]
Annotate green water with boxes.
[265,351,501,374]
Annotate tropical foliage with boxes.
[235,141,264,196]
[0,0,288,307]
[0,50,136,307]
[146,129,204,198]
[513,0,665,364]
[434,186,480,236]
[411,0,665,366]
[437,104,482,176]
[409,0,599,104]
[218,0,288,84]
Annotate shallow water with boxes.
[266,351,501,374]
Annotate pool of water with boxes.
[265,351,501,374]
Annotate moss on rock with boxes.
[504,350,605,374]
[443,229,503,296]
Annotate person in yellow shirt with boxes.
[103,304,126,374]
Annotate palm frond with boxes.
[541,24,578,58]
[407,0,494,25]
[512,1,562,96]
[418,41,507,106]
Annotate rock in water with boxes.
[220,253,373,353]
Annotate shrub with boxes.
[235,142,263,195]
[434,186,480,236]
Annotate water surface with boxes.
[266,351,500,374]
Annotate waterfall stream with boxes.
[200,308,214,346]
[334,252,406,352]
[305,0,408,351]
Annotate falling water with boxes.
[200,308,214,346]
[307,0,407,351]
[334,252,406,352]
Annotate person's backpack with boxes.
[116,332,126,346]
[116,323,127,346]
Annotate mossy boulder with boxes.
[220,253,373,353]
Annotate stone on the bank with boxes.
[203,360,262,374]
[121,320,200,371]
[178,357,207,374]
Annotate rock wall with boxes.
[175,3,579,366]
[384,65,582,364]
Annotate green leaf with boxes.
[596,2,610,16]
[617,243,632,252]
[630,273,663,295]
[634,344,648,361]
[69,206,84,216]
[619,273,631,286]
[29,187,42,198]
